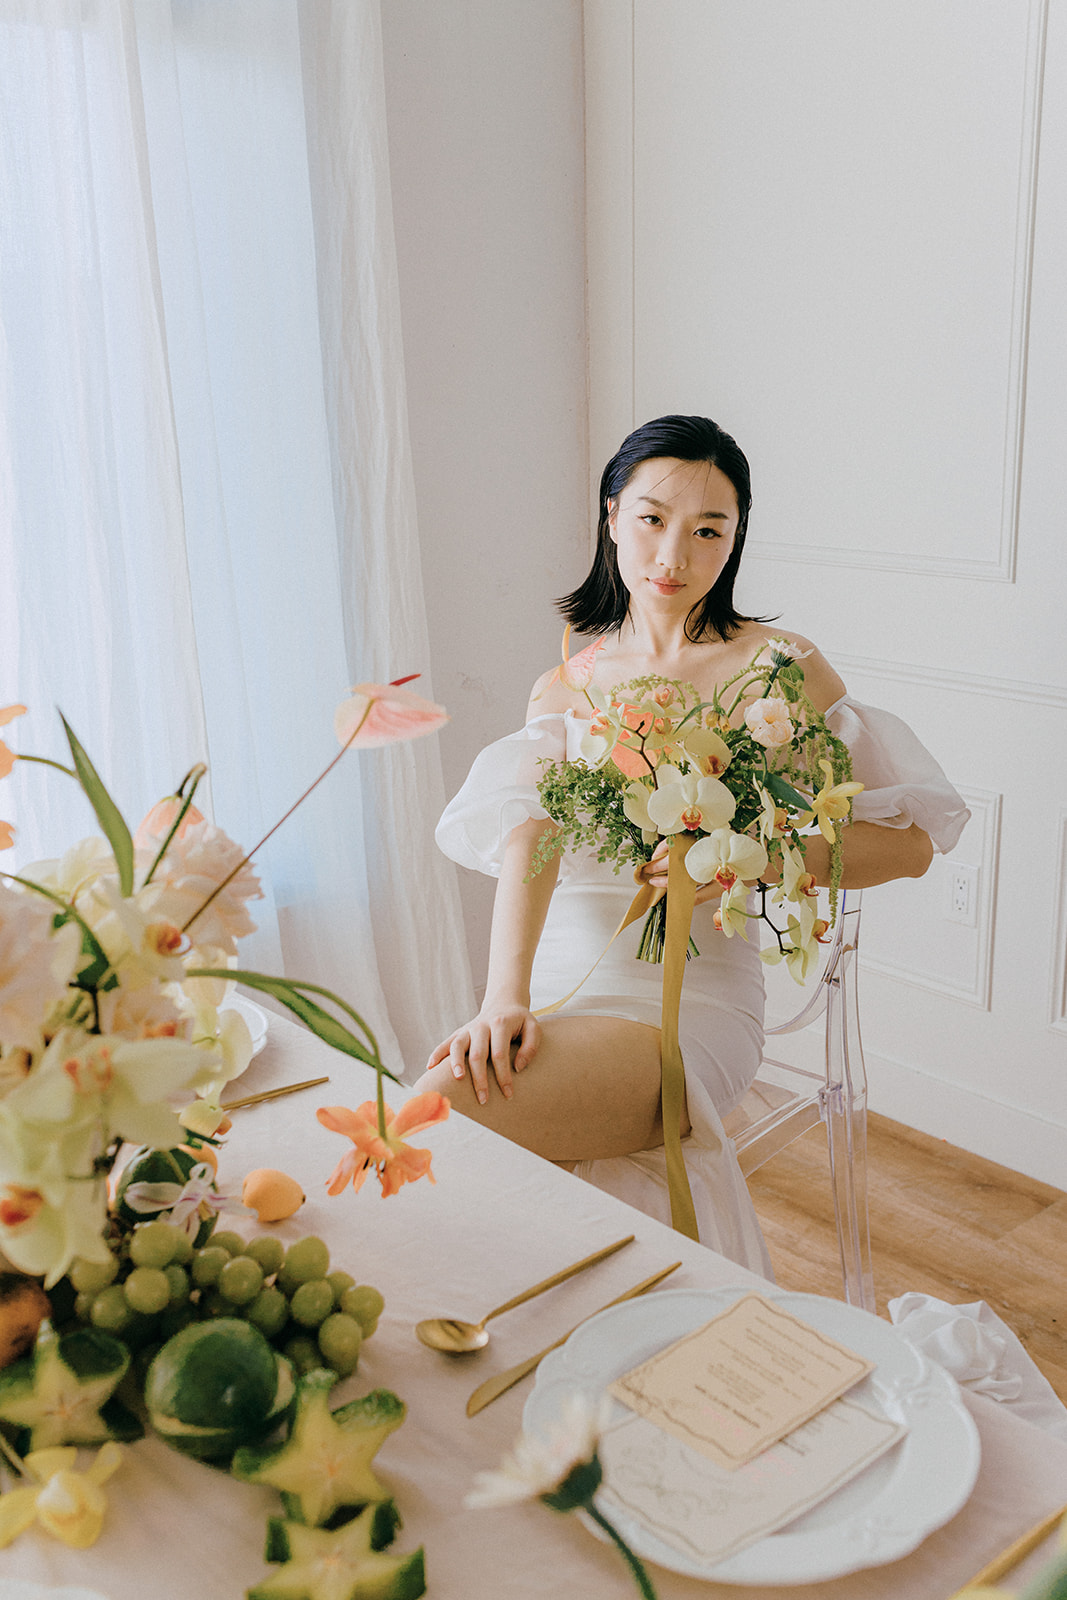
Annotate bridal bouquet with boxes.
[531,632,862,984]
[0,682,447,1289]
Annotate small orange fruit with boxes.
[242,1169,305,1223]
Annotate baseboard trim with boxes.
[866,1050,1066,1190]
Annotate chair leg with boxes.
[822,932,876,1313]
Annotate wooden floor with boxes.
[746,1111,1067,1405]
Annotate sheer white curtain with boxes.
[0,0,474,1077]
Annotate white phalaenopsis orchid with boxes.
[645,766,736,835]
[685,825,768,889]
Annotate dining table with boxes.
[6,1008,1067,1600]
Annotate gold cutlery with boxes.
[221,1075,330,1111]
[417,1234,636,1353]
[466,1260,682,1416]
[949,1500,1067,1594]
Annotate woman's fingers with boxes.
[488,1016,516,1101]
[512,1012,541,1073]
[433,1010,541,1106]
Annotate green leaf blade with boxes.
[60,714,135,897]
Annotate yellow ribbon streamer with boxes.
[535,846,703,1242]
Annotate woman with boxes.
[417,415,968,1272]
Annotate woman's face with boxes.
[607,456,740,614]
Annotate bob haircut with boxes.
[558,414,766,643]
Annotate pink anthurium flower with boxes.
[534,625,606,698]
[317,1092,450,1198]
[334,677,449,749]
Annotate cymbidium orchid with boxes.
[798,758,865,844]
[0,1440,124,1549]
[317,1092,450,1199]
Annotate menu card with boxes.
[608,1292,875,1470]
[597,1397,906,1566]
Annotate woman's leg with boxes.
[413,1014,691,1163]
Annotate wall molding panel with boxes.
[1050,809,1067,1034]
[860,787,1002,1010]
[830,651,1067,712]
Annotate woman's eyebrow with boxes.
[636,494,730,519]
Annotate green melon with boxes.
[145,1318,292,1461]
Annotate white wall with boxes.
[380,0,590,985]
[585,0,1067,1183]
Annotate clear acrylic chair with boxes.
[723,890,875,1312]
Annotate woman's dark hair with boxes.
[558,414,765,643]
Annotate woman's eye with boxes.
[695,527,722,540]
[641,514,662,527]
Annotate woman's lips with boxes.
[649,579,684,594]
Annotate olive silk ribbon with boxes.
[534,835,704,1241]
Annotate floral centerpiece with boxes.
[0,683,450,1590]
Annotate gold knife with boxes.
[466,1260,682,1416]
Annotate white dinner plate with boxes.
[523,1286,981,1585]
[220,993,269,1059]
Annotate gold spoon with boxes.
[415,1234,635,1353]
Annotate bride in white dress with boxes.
[416,415,968,1274]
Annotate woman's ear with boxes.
[607,498,618,542]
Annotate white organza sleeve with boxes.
[435,715,567,877]
[826,696,969,854]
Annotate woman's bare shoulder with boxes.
[525,668,586,720]
[780,631,847,714]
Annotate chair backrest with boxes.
[724,889,874,1310]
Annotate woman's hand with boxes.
[637,838,725,906]
[425,1003,542,1106]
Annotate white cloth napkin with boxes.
[889,1291,1067,1441]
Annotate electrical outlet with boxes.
[946,863,979,927]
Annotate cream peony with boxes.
[141,820,262,954]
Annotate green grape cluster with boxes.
[64,1224,384,1383]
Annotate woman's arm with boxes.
[425,815,560,1104]
[796,820,933,887]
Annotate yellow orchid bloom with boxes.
[798,759,864,844]
[0,1441,124,1549]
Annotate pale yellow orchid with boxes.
[712,877,755,939]
[755,784,788,844]
[686,826,768,890]
[774,841,819,904]
[797,759,864,844]
[0,1441,124,1549]
[646,766,736,835]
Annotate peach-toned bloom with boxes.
[0,703,26,783]
[134,796,205,848]
[317,1092,450,1198]
[744,696,795,748]
[0,821,13,850]
[334,677,449,749]
[143,820,262,955]
[0,885,82,1052]
[534,625,606,699]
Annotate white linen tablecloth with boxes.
[5,1013,1067,1600]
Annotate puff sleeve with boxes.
[826,696,969,854]
[435,715,567,877]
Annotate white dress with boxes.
[436,696,970,1277]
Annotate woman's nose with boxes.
[658,531,687,570]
